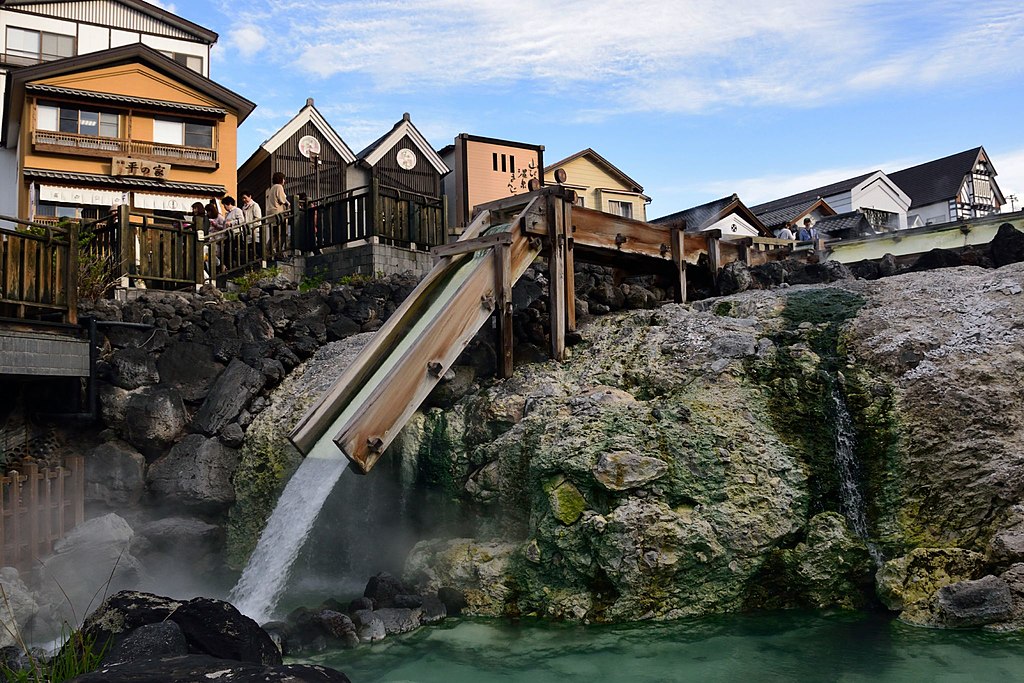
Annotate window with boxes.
[861,208,898,231]
[159,50,203,73]
[37,103,119,138]
[6,27,75,64]
[608,200,633,219]
[153,118,214,148]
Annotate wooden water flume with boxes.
[288,186,693,473]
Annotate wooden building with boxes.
[237,98,356,203]
[651,194,772,239]
[543,148,649,221]
[439,133,544,230]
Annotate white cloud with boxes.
[993,146,1024,212]
[229,25,268,59]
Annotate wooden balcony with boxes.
[31,130,218,168]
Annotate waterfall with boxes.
[831,388,883,566]
[229,449,349,624]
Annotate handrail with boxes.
[32,130,216,165]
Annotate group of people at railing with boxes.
[773,217,819,241]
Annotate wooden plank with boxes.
[495,242,513,378]
[71,456,84,527]
[431,232,512,258]
[117,205,132,287]
[26,463,38,562]
[706,232,722,283]
[22,239,37,306]
[65,223,78,324]
[6,236,22,302]
[10,471,21,571]
[56,464,65,538]
[548,195,566,362]
[571,206,674,261]
[670,225,686,303]
[563,200,576,332]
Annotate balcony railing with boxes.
[32,130,217,167]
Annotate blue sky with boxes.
[172,0,1023,217]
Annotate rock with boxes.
[465,460,501,505]
[404,540,518,617]
[425,364,477,409]
[418,595,447,624]
[374,607,420,635]
[788,260,852,284]
[0,568,39,649]
[391,594,423,608]
[39,515,145,623]
[718,262,752,295]
[351,609,385,643]
[876,548,986,624]
[935,575,1013,627]
[122,385,187,458]
[437,587,466,616]
[168,597,281,666]
[314,610,355,640]
[877,253,899,276]
[220,422,246,448]
[546,476,587,524]
[132,517,222,572]
[995,563,1024,631]
[108,347,159,390]
[990,223,1024,267]
[910,248,963,271]
[847,259,880,280]
[102,621,188,666]
[710,332,756,358]
[69,654,351,682]
[787,512,874,609]
[147,434,240,511]
[192,359,266,436]
[98,383,132,429]
[156,342,224,402]
[325,315,361,341]
[363,572,409,609]
[84,441,146,507]
[592,451,668,491]
[79,591,183,652]
[347,597,373,613]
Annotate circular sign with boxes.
[298,135,321,159]
[396,148,417,170]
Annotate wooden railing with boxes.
[207,213,291,280]
[0,456,84,573]
[0,215,78,324]
[376,184,446,249]
[32,130,216,167]
[303,186,372,252]
[119,208,204,289]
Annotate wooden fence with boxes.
[0,215,78,324]
[0,456,84,573]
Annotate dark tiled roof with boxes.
[650,194,737,230]
[888,147,983,209]
[356,127,392,160]
[813,211,872,237]
[24,168,226,194]
[755,200,821,230]
[750,172,876,216]
[27,84,228,115]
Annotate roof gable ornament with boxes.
[259,98,356,164]
[358,113,449,176]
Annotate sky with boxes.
[170,0,1023,218]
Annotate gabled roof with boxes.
[545,148,644,194]
[650,193,771,236]
[749,171,876,217]
[24,167,225,194]
[26,83,227,115]
[238,98,356,177]
[813,210,872,237]
[3,43,254,146]
[357,113,449,175]
[3,0,217,44]
[888,146,1004,208]
[755,197,837,230]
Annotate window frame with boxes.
[6,26,75,63]
[38,102,120,138]
[608,199,633,219]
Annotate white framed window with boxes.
[159,50,203,73]
[37,103,119,138]
[6,27,75,64]
[153,118,214,148]
[608,200,633,219]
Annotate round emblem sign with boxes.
[396,148,417,170]
[298,135,321,159]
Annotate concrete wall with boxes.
[305,242,434,281]
[911,201,951,226]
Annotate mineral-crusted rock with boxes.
[404,539,518,617]
[876,548,986,624]
[591,452,668,492]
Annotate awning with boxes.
[37,184,127,207]
[133,192,202,211]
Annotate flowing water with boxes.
[831,388,882,565]
[308,612,1024,683]
[229,452,349,623]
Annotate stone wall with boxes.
[306,242,434,281]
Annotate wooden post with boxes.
[25,462,38,563]
[117,203,132,288]
[65,221,79,324]
[563,199,576,332]
[43,469,53,549]
[70,456,84,528]
[10,471,21,571]
[547,195,567,362]
[495,243,514,378]
[670,224,687,303]
[56,463,65,538]
[705,231,722,285]
[0,474,6,565]
[289,195,304,253]
[194,217,207,289]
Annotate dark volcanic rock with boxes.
[156,341,224,402]
[80,591,183,652]
[437,587,467,616]
[991,223,1024,267]
[718,262,752,295]
[787,260,852,285]
[102,621,188,666]
[169,597,281,666]
[910,248,963,271]
[192,359,266,435]
[84,440,146,507]
[70,654,350,682]
[108,347,159,390]
[936,575,1014,627]
[364,572,410,608]
[146,434,239,511]
[122,385,187,458]
[847,259,880,280]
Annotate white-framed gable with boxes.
[362,116,449,176]
[706,214,761,239]
[3,0,215,43]
[822,171,910,231]
[262,104,356,165]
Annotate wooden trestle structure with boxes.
[290,186,702,473]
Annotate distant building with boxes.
[888,146,1004,226]
[439,133,544,231]
[2,43,253,220]
[544,148,649,221]
[751,170,911,234]
[811,211,875,240]
[237,98,357,204]
[651,194,771,239]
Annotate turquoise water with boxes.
[304,611,1024,682]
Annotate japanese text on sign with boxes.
[111,157,171,179]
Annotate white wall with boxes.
[824,174,910,230]
[910,201,951,226]
[705,213,761,239]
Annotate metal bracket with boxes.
[427,361,444,377]
[367,436,384,453]
[615,233,627,249]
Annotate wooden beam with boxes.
[670,224,686,303]
[570,206,675,261]
[563,199,576,332]
[548,195,566,362]
[495,242,513,378]
[432,231,512,259]
[706,232,722,284]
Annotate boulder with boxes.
[877,253,899,277]
[192,359,266,436]
[374,607,420,635]
[168,597,281,666]
[102,621,188,666]
[910,248,963,272]
[156,341,224,402]
[131,516,222,572]
[84,441,146,508]
[147,434,239,511]
[847,260,880,280]
[79,591,183,652]
[122,385,187,458]
[718,262,753,295]
[787,260,852,285]
[351,609,385,643]
[418,595,447,624]
[325,315,361,342]
[592,451,669,491]
[363,572,410,609]
[876,548,986,625]
[69,654,351,682]
[990,223,1024,267]
[108,347,159,390]
[98,383,132,429]
[0,568,39,649]
[935,575,1013,627]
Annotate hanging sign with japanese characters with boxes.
[111,157,171,179]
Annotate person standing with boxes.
[777,225,794,240]
[797,217,814,241]
[265,172,290,217]
[240,191,262,223]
